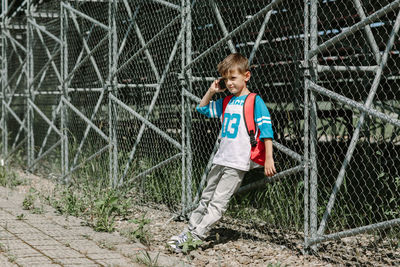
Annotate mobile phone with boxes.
[218,79,226,89]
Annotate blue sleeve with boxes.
[254,95,274,140]
[196,98,224,118]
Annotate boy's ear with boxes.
[245,71,251,82]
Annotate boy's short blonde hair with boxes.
[217,53,249,77]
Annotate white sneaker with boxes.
[167,233,189,253]
[169,230,188,241]
[167,232,202,253]
[167,240,182,253]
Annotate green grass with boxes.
[137,161,182,209]
[16,213,26,220]
[135,250,161,267]
[125,213,151,245]
[177,232,203,254]
[22,188,45,214]
[0,166,25,188]
[92,190,126,232]
[38,141,132,232]
[227,175,304,230]
[49,182,131,233]
[22,188,37,210]
[0,242,6,252]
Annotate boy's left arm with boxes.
[264,138,276,177]
[253,95,276,177]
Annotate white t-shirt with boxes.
[196,94,274,171]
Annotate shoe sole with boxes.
[167,240,182,253]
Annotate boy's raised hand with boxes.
[199,79,226,107]
[208,79,226,94]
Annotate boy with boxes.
[169,53,276,252]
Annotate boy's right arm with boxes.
[199,79,226,107]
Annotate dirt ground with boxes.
[14,170,400,266]
[121,205,399,266]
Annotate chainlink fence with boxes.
[0,0,399,257]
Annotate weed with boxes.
[98,240,116,251]
[16,213,26,220]
[8,148,26,169]
[47,163,132,233]
[7,254,17,263]
[135,250,160,267]
[228,173,305,230]
[93,191,121,232]
[21,189,44,214]
[32,206,44,214]
[134,159,182,209]
[0,243,16,264]
[178,232,203,254]
[0,166,25,188]
[126,213,151,245]
[53,185,87,217]
[82,234,92,240]
[22,194,36,210]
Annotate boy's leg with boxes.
[191,167,245,239]
[187,164,223,231]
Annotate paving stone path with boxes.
[0,186,188,267]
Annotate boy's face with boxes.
[222,68,250,96]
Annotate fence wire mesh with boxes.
[3,14,27,169]
[0,0,399,261]
[307,0,400,250]
[29,1,62,177]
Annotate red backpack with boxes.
[221,93,266,166]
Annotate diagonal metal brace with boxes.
[309,0,400,58]
[109,93,182,150]
[28,18,62,45]
[61,96,109,142]
[309,81,400,128]
[2,101,27,131]
[61,2,110,31]
[28,99,62,136]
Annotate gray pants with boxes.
[188,165,246,239]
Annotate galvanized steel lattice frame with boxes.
[0,0,399,251]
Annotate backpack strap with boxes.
[243,93,257,147]
[221,95,234,122]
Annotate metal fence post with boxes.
[185,0,193,212]
[180,0,187,214]
[1,0,8,162]
[109,0,118,187]
[60,1,69,181]
[303,0,310,249]
[309,0,319,251]
[26,0,34,168]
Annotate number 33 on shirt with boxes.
[221,113,241,138]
